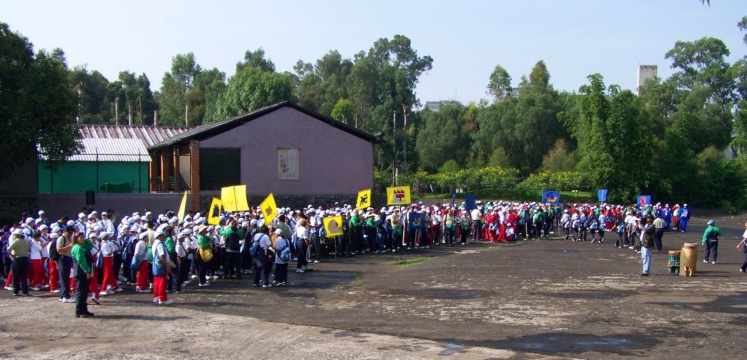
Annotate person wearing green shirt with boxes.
[350,210,364,254]
[71,232,94,318]
[220,221,242,279]
[702,220,722,264]
[196,225,213,287]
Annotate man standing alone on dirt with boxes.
[701,220,721,265]
[639,216,656,276]
[653,215,666,251]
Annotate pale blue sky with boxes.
[2,1,746,106]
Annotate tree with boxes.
[331,99,354,123]
[236,48,275,73]
[70,66,109,124]
[214,66,294,119]
[415,105,471,171]
[540,139,578,172]
[486,64,512,101]
[157,52,203,126]
[570,74,655,202]
[0,23,79,176]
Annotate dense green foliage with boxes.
[0,23,79,177]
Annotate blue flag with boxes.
[597,189,608,202]
[637,195,652,207]
[408,212,426,230]
[465,195,476,211]
[541,190,560,204]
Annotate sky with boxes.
[2,1,746,106]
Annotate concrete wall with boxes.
[199,107,374,195]
[38,161,150,194]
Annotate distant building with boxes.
[637,65,658,94]
[425,100,463,112]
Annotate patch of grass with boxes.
[345,273,364,289]
[387,257,430,268]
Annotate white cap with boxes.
[274,229,283,235]
[38,210,45,215]
[78,213,86,219]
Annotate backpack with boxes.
[48,238,60,261]
[277,240,291,262]
[249,235,261,257]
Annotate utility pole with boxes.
[402,104,408,175]
[115,97,119,125]
[185,105,189,127]
[154,110,158,126]
[355,114,358,128]
[128,104,132,126]
[138,96,142,125]
[392,110,397,186]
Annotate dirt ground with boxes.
[2,214,746,359]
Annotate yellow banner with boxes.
[323,216,343,238]
[356,189,372,210]
[221,187,236,212]
[221,185,250,212]
[386,186,411,205]
[208,197,223,225]
[233,185,249,211]
[177,191,188,220]
[259,193,277,227]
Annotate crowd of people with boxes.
[0,199,702,317]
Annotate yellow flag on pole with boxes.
[221,186,236,211]
[208,197,223,225]
[177,191,188,220]
[259,193,277,227]
[356,189,372,210]
[233,185,249,211]
[323,216,343,238]
[386,186,411,205]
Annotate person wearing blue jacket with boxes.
[680,204,691,233]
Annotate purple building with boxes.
[147,102,378,211]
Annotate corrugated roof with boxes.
[148,102,380,150]
[78,125,191,147]
[39,138,151,162]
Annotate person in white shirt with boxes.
[100,233,121,294]
[134,232,150,293]
[252,226,273,288]
[28,231,44,291]
[273,229,289,286]
[294,219,312,273]
[152,231,171,305]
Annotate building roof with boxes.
[148,102,380,151]
[39,138,151,162]
[78,125,190,147]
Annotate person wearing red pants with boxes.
[151,231,171,305]
[99,233,121,295]
[28,232,45,291]
[87,235,101,305]
[134,232,150,293]
[47,232,60,292]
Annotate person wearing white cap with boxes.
[7,229,31,296]
[252,225,273,288]
[44,231,60,293]
[701,219,721,265]
[152,231,171,305]
[273,228,289,286]
[133,232,150,293]
[37,210,49,226]
[100,232,121,295]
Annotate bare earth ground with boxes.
[2,214,746,359]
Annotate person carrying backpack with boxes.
[273,229,290,286]
[252,225,273,288]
